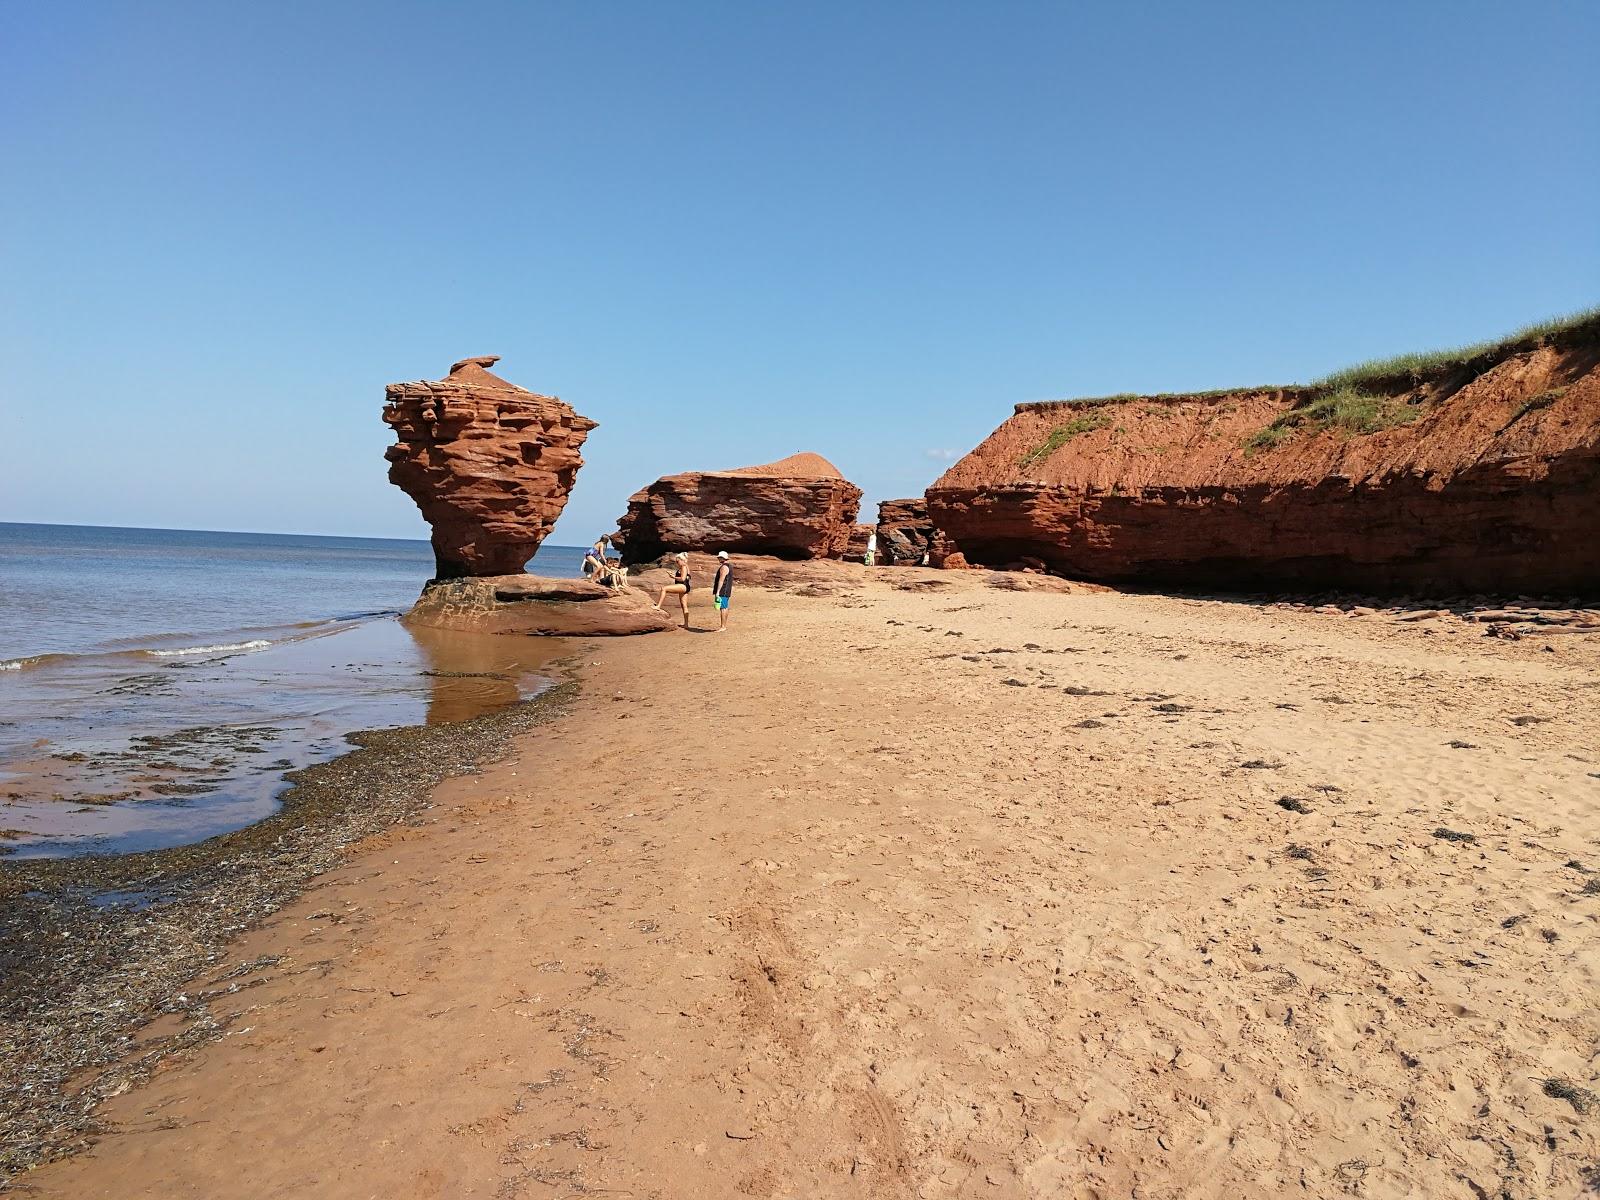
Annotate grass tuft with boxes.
[1503,386,1568,430]
[1244,386,1424,452]
[1019,410,1112,468]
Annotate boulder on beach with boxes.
[844,522,875,561]
[876,497,934,565]
[384,356,597,579]
[613,452,863,564]
[404,575,675,636]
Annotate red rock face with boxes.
[875,498,933,565]
[384,357,597,579]
[844,523,874,561]
[928,327,1600,596]
[614,453,862,563]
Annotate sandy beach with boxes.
[16,572,1600,1199]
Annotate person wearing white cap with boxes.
[711,551,733,631]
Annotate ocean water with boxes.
[0,523,586,857]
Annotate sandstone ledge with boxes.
[404,576,674,637]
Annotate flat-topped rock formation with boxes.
[614,453,862,563]
[405,575,674,636]
[876,498,934,565]
[384,356,596,579]
[927,317,1600,595]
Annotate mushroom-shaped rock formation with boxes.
[384,357,597,579]
[614,453,862,563]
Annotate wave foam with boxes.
[147,639,272,658]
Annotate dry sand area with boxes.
[24,573,1600,1199]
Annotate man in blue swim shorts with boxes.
[712,551,733,632]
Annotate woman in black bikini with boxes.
[652,552,692,627]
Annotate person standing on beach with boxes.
[652,552,692,628]
[864,531,877,567]
[711,551,733,631]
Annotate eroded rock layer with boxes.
[876,498,933,565]
[845,523,875,562]
[404,576,673,636]
[927,326,1600,596]
[384,356,596,579]
[615,453,862,563]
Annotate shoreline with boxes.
[7,575,1600,1197]
[0,666,581,1180]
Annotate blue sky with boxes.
[2,1,1596,543]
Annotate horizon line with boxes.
[0,518,588,550]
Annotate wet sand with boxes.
[11,574,1600,1198]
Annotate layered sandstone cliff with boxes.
[615,453,862,563]
[384,356,596,579]
[927,320,1600,595]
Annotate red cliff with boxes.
[926,318,1600,596]
[615,453,862,563]
[384,356,596,579]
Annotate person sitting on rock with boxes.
[652,552,692,627]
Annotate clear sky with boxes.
[3,1,1596,544]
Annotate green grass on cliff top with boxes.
[1032,304,1600,408]
[1314,304,1600,390]
[1017,304,1598,466]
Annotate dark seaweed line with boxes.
[0,673,579,1184]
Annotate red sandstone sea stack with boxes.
[614,452,863,563]
[384,356,596,579]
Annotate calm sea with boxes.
[0,523,585,857]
